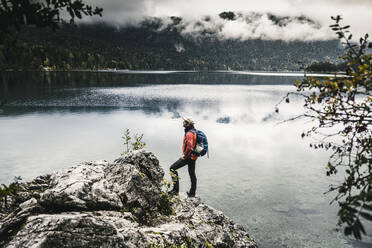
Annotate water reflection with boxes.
[0,71,371,248]
[0,71,296,100]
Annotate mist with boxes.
[158,13,332,41]
[83,0,371,41]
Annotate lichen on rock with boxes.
[0,150,257,248]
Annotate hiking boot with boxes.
[187,191,195,197]
[168,188,179,195]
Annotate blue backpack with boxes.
[192,130,209,157]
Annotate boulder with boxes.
[0,150,257,248]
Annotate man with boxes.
[168,117,198,197]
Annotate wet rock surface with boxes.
[0,150,257,248]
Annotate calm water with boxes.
[0,71,371,248]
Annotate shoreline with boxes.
[1,69,347,77]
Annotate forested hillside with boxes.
[1,13,344,71]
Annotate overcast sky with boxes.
[86,0,372,40]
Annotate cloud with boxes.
[83,0,372,41]
[172,13,332,41]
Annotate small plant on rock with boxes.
[0,176,22,210]
[132,133,146,150]
[121,128,147,155]
[157,179,179,216]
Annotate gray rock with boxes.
[0,150,257,248]
[26,184,49,191]
[0,198,44,246]
[5,211,137,248]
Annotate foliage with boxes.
[0,176,22,210]
[133,133,146,150]
[219,11,236,21]
[205,241,215,248]
[157,179,179,216]
[0,0,102,74]
[283,16,372,239]
[0,0,102,34]
[122,128,131,154]
[121,128,147,155]
[306,61,346,72]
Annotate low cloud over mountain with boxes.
[154,12,331,41]
[84,0,371,41]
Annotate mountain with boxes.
[1,12,343,71]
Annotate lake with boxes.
[0,71,371,248]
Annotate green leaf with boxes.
[354,218,366,236]
[344,226,352,236]
[362,204,372,211]
[353,227,362,240]
[344,205,358,214]
[75,10,82,19]
[360,212,372,221]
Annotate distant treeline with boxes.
[0,16,344,71]
[306,61,346,72]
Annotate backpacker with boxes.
[192,130,209,157]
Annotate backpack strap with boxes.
[190,129,197,149]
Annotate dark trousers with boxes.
[170,158,197,194]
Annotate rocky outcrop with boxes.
[0,150,257,248]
